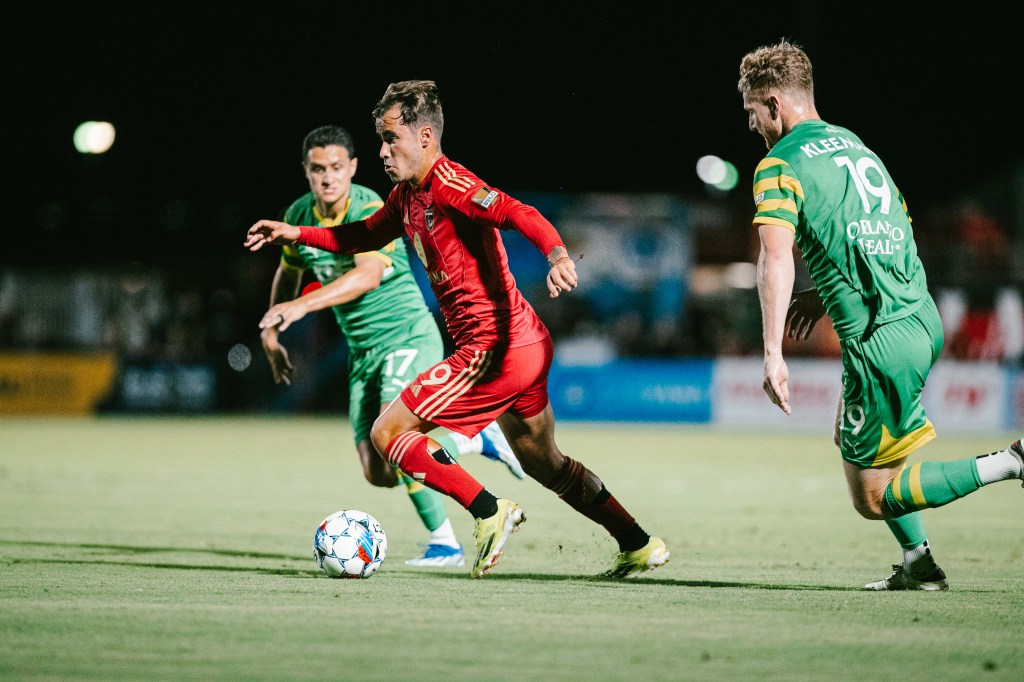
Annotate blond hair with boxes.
[737,39,814,99]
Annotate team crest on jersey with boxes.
[425,207,435,231]
[471,187,499,209]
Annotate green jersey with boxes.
[751,120,930,340]
[280,184,435,350]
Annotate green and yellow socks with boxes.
[881,443,1022,516]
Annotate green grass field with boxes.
[2,416,1022,681]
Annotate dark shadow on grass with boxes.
[8,557,321,577]
[0,540,927,592]
[0,538,303,560]
[383,567,865,591]
[5,555,982,592]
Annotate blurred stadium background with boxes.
[4,171,1022,431]
[4,6,1023,432]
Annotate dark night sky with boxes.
[7,4,1021,266]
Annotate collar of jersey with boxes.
[312,198,351,226]
[420,155,448,190]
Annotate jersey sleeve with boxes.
[280,205,308,269]
[363,191,405,244]
[751,156,802,233]
[438,173,565,258]
[896,187,912,225]
[351,194,391,265]
[299,195,403,254]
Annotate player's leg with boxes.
[850,432,1024,590]
[836,328,949,590]
[843,303,1024,519]
[372,343,540,577]
[477,421,526,479]
[354,343,463,566]
[845,457,948,590]
[434,424,525,479]
[372,338,513,576]
[356,436,463,567]
[499,335,667,577]
[838,302,1023,589]
[348,349,399,490]
[370,395,518,577]
[392,319,515,475]
[876,442,1024,517]
[355,436,398,488]
[371,397,494,517]
[434,432,469,460]
[499,404,668,578]
[378,331,473,566]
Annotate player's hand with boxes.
[259,301,308,333]
[260,329,294,385]
[546,256,578,298]
[786,288,825,340]
[763,354,791,415]
[245,220,301,251]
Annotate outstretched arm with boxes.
[245,218,396,254]
[259,253,387,333]
[757,224,796,414]
[245,220,301,251]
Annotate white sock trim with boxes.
[975,448,1022,485]
[428,518,459,547]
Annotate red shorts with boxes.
[399,336,553,437]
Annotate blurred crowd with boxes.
[2,192,1021,412]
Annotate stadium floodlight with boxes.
[73,121,116,154]
[696,155,739,192]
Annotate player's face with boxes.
[743,92,782,149]
[376,104,426,186]
[304,146,356,208]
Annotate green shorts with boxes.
[346,315,444,444]
[837,296,943,467]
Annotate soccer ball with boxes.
[313,509,387,579]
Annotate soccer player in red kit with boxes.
[245,80,669,579]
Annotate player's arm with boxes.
[757,223,796,414]
[259,252,389,334]
[451,186,577,298]
[246,203,402,255]
[260,258,304,385]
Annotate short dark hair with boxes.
[372,80,444,140]
[301,125,356,162]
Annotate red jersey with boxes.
[365,156,559,350]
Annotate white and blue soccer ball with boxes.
[313,509,388,579]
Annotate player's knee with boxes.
[850,495,886,520]
[370,423,398,462]
[364,467,397,488]
[358,442,398,487]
